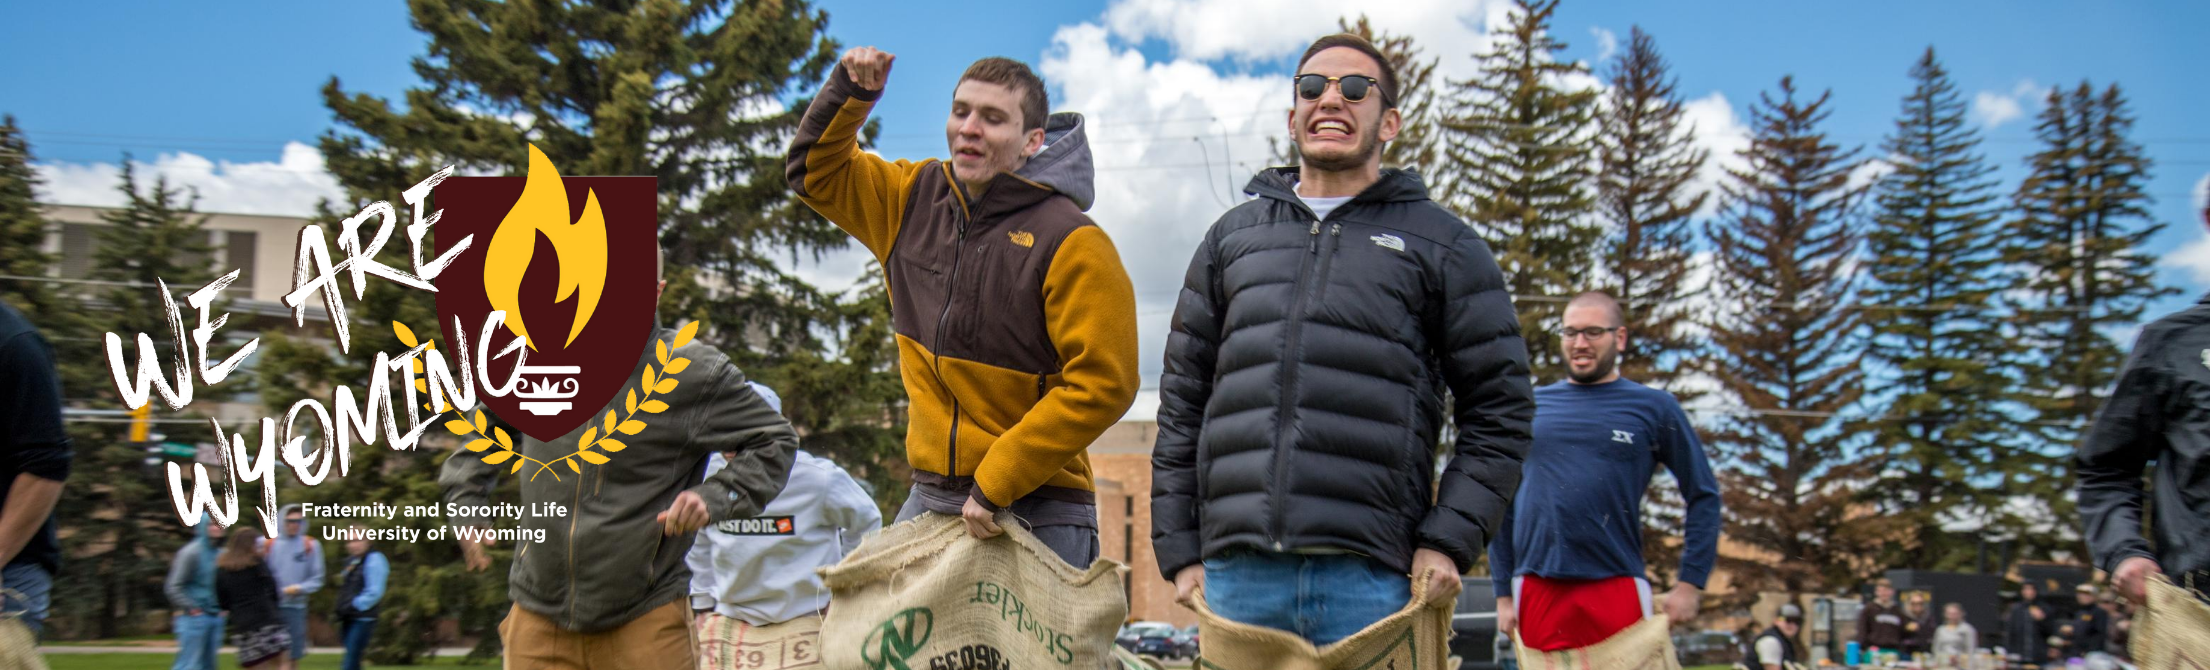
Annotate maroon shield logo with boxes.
[433,144,659,442]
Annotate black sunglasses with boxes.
[1293,74,1386,104]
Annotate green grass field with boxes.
[44,653,481,670]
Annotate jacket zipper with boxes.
[1313,223,1343,303]
[935,168,974,479]
[1035,373,1047,401]
[1268,215,1326,550]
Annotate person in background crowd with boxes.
[1857,578,1906,654]
[2066,583,2109,656]
[2078,191,2210,613]
[1490,292,1722,652]
[787,44,1138,569]
[1930,603,1976,664]
[1152,31,1534,646]
[334,530,387,670]
[687,382,883,669]
[2101,594,2131,660]
[266,505,323,668]
[1901,593,1935,656]
[215,528,290,670]
[2004,582,2049,663]
[0,300,70,641]
[1740,604,1803,670]
[165,520,226,670]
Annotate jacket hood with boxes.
[278,503,309,539]
[958,112,1096,221]
[1016,112,1095,211]
[1244,166,1432,215]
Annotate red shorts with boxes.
[1514,575,1650,651]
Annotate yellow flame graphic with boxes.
[485,144,608,350]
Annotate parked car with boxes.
[1673,630,1739,666]
[1117,622,1178,652]
[1448,578,1503,670]
[1110,644,1166,670]
[1173,624,1200,658]
[1132,628,1180,658]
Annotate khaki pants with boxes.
[695,613,822,670]
[501,600,697,670]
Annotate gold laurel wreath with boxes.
[390,320,701,482]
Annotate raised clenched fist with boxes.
[841,46,895,91]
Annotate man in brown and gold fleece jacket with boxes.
[786,46,1139,567]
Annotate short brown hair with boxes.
[959,57,1048,132]
[1297,34,1398,108]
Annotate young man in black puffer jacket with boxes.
[1150,32,1534,645]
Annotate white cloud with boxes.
[1099,0,1507,74]
[35,142,344,216]
[2165,172,2210,284]
[1590,26,1618,65]
[1971,79,2042,129]
[1680,92,1752,216]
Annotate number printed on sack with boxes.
[927,644,1009,670]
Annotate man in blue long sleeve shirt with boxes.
[1489,292,1722,651]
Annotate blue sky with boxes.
[6,0,2207,414]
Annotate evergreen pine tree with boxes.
[1703,77,1877,596]
[1440,0,1601,383]
[48,164,227,638]
[249,1,884,660]
[0,116,56,317]
[2002,82,2174,559]
[1595,26,1707,394]
[1860,48,2014,570]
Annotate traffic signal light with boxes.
[127,404,151,443]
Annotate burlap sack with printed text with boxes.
[817,514,1126,670]
[1187,571,1455,670]
[1512,615,1680,670]
[698,614,824,670]
[2132,574,2210,669]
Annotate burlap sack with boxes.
[1512,614,1680,670]
[0,579,47,670]
[2132,574,2210,669]
[817,514,1126,670]
[698,613,824,670]
[1187,569,1455,670]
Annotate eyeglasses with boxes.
[1557,326,1620,341]
[1293,74,1386,104]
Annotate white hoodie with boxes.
[686,449,881,625]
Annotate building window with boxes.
[223,231,257,299]
[1125,495,1134,517]
[60,223,96,279]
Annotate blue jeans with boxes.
[1202,549,1411,646]
[171,612,223,670]
[0,563,51,637]
[342,618,377,670]
[280,605,310,659]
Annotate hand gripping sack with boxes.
[1512,614,1680,670]
[2132,574,2210,669]
[1187,569,1456,670]
[817,514,1126,670]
